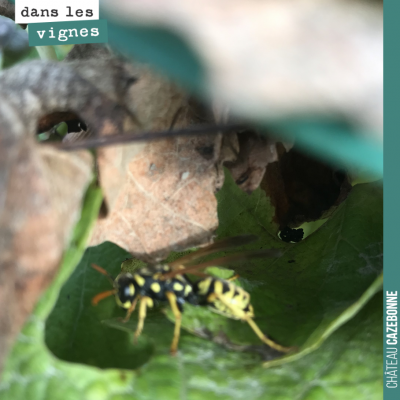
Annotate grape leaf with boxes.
[0,172,382,400]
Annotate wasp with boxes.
[91,235,293,355]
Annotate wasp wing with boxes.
[168,234,259,270]
[162,248,282,280]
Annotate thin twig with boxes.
[48,123,245,151]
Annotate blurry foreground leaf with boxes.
[102,1,382,176]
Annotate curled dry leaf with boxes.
[224,129,294,194]
[102,0,383,139]
[261,144,352,230]
[0,57,128,371]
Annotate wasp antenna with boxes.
[91,289,117,306]
[91,263,115,286]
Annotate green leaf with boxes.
[164,171,382,367]
[1,171,383,399]
[2,46,39,69]
[0,263,383,400]
[213,170,383,363]
[34,46,58,61]
[46,171,382,368]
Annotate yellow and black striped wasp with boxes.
[91,235,293,355]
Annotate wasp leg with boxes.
[245,317,293,353]
[165,291,182,356]
[134,296,153,343]
[227,274,240,282]
[122,296,140,323]
[210,293,293,353]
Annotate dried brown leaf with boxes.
[90,63,221,260]
[0,56,130,370]
[224,130,281,193]
[261,144,352,229]
[0,141,92,371]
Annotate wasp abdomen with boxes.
[193,277,254,319]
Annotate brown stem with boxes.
[48,123,245,151]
